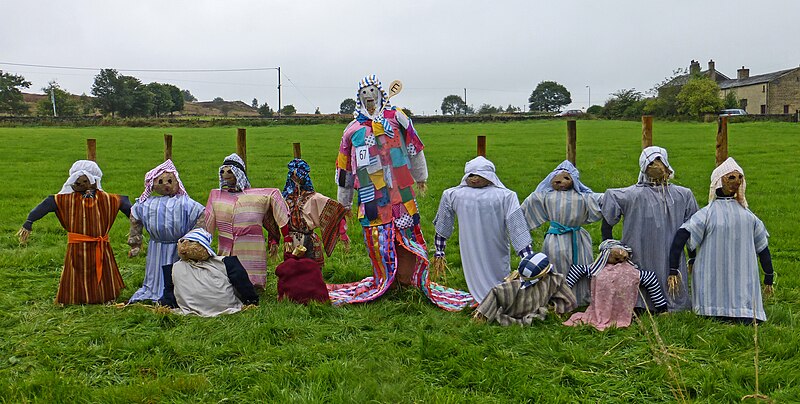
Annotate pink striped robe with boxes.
[204,188,289,287]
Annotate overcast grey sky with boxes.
[2,0,798,115]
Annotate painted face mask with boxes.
[550,171,574,191]
[359,84,382,116]
[220,166,237,188]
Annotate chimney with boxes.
[737,66,750,80]
[708,59,716,81]
[690,60,701,75]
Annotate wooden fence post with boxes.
[293,142,302,159]
[236,128,247,167]
[86,139,97,161]
[566,120,577,165]
[642,115,653,149]
[164,134,173,161]
[716,116,728,166]
[477,136,486,157]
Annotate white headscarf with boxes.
[709,157,747,208]
[458,156,505,189]
[59,160,103,194]
[638,146,674,184]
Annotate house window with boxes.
[785,105,790,114]
[739,99,748,110]
[762,85,766,92]
[761,105,766,114]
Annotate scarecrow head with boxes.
[638,147,674,185]
[709,157,748,208]
[518,252,552,289]
[71,175,96,194]
[60,160,103,195]
[466,174,492,188]
[355,75,390,119]
[645,158,671,184]
[607,247,630,264]
[218,153,250,191]
[460,156,505,189]
[177,229,216,262]
[550,171,574,191]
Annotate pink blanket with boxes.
[564,262,640,330]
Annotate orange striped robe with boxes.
[54,191,126,304]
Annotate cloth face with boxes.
[638,146,674,184]
[282,158,315,197]
[180,228,216,257]
[355,75,391,120]
[458,156,505,189]
[59,160,103,194]
[218,153,250,190]
[534,160,592,194]
[588,239,635,276]
[709,157,748,208]
[139,159,187,202]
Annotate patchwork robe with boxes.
[204,188,289,287]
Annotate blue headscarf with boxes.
[282,158,315,198]
[534,160,593,194]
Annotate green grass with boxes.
[1,120,799,402]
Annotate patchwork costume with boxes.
[204,153,290,287]
[475,253,576,326]
[669,158,772,322]
[564,240,667,331]
[328,75,475,311]
[22,160,131,304]
[282,158,349,266]
[519,160,602,306]
[159,229,259,317]
[128,159,204,303]
[433,156,533,303]
[601,147,698,311]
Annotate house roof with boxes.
[662,69,730,88]
[719,68,799,89]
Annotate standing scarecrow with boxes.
[282,158,350,266]
[328,75,475,311]
[433,156,533,303]
[601,146,698,312]
[127,159,204,303]
[204,153,290,288]
[518,160,602,306]
[17,160,131,304]
[668,157,773,323]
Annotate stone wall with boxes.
[768,68,800,114]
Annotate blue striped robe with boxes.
[129,195,204,302]
[682,199,769,321]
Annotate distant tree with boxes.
[212,97,224,103]
[91,69,124,117]
[723,90,739,109]
[505,104,520,113]
[477,104,502,114]
[0,70,31,115]
[220,104,232,117]
[258,103,274,117]
[165,84,184,114]
[146,82,174,117]
[279,104,297,115]
[601,89,644,119]
[586,104,603,115]
[401,107,413,117]
[252,98,259,108]
[677,76,724,118]
[36,81,80,117]
[314,107,321,115]
[79,93,94,115]
[528,81,571,112]
[441,94,467,115]
[120,75,153,117]
[181,89,197,102]
[645,67,690,117]
[339,98,356,114]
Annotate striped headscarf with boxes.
[282,158,315,198]
[638,146,674,184]
[138,159,187,202]
[534,160,593,194]
[355,74,391,120]
[59,160,103,194]
[180,228,216,257]
[219,153,250,190]
[588,239,635,276]
[709,157,747,208]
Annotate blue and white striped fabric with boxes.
[182,228,217,257]
[129,195,205,303]
[682,198,769,321]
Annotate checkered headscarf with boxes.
[138,159,187,202]
[219,153,250,191]
[518,252,552,289]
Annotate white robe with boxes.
[172,257,243,317]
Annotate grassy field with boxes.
[1,120,799,402]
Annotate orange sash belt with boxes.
[67,232,109,283]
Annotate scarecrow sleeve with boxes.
[519,192,548,230]
[639,270,667,310]
[22,195,57,230]
[432,189,456,257]
[158,264,178,308]
[600,189,627,240]
[683,190,700,222]
[264,192,290,246]
[582,192,604,224]
[203,193,217,235]
[395,109,428,183]
[309,194,349,257]
[506,193,533,255]
[753,218,773,285]
[118,195,132,217]
[668,228,692,276]
[223,256,259,305]
[566,264,591,288]
[336,123,356,208]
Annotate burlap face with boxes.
[607,248,629,264]
[358,84,382,116]
[550,171,574,191]
[220,165,237,188]
[71,174,96,193]
[152,172,179,196]
[466,174,492,188]
[177,239,211,261]
[720,170,743,197]
[645,158,670,184]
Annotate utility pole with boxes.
[51,87,57,117]
[277,66,282,117]
[586,85,591,109]
[463,88,467,115]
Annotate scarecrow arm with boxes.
[223,256,259,305]
[758,247,774,285]
[640,270,668,312]
[601,219,614,241]
[566,264,590,288]
[119,196,132,218]
[22,195,56,231]
[158,264,178,308]
[668,228,692,275]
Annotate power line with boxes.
[0,61,277,73]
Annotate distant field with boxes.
[1,120,799,402]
